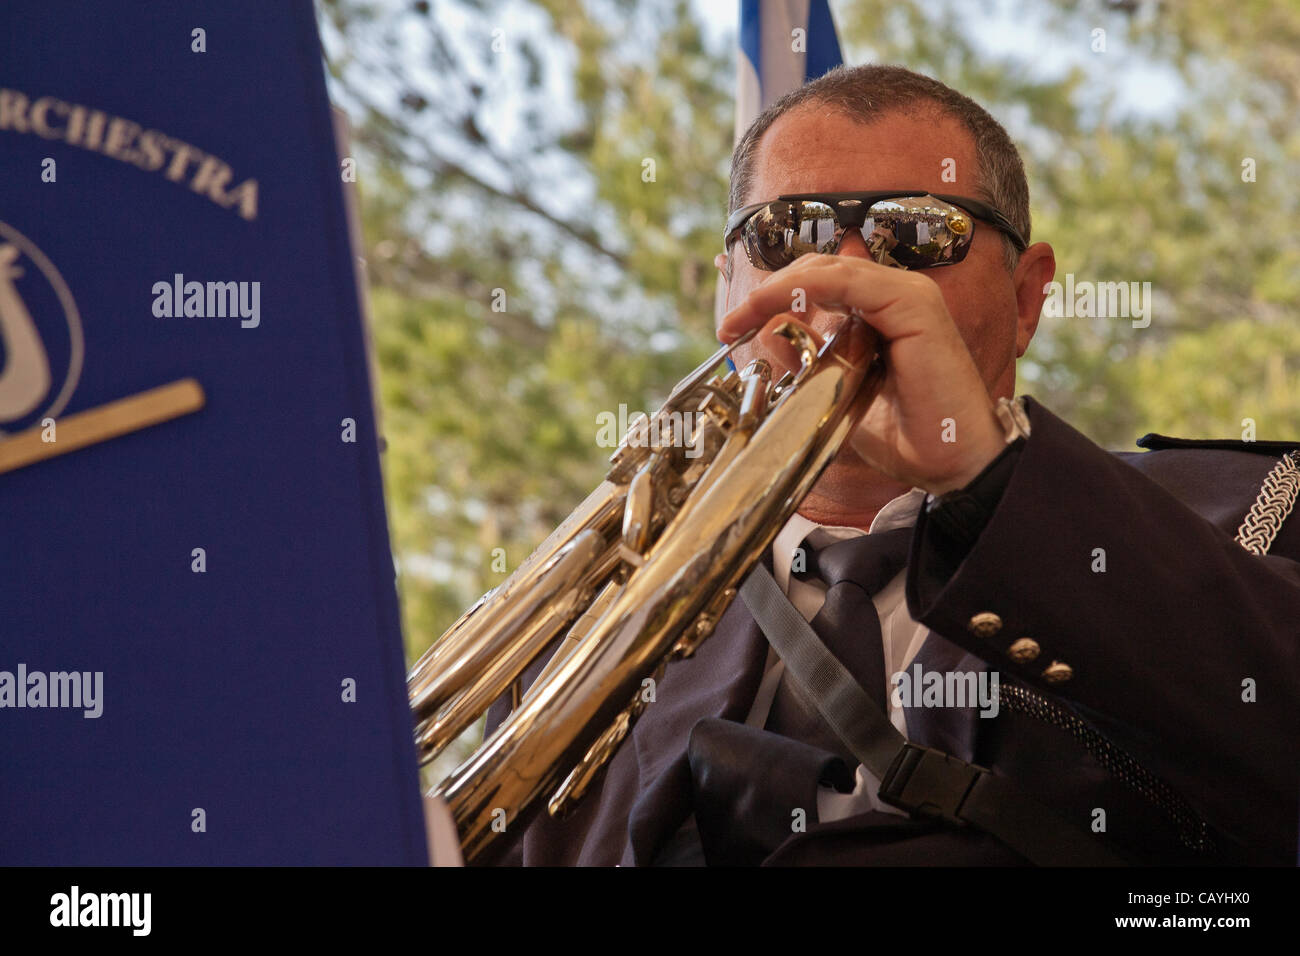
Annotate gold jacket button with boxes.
[967,611,1003,638]
[1007,637,1041,663]
[1042,661,1074,683]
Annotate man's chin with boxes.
[818,444,896,484]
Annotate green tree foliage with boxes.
[318,0,1299,691]
[320,0,731,677]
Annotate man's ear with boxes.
[714,251,730,282]
[1011,241,1055,357]
[713,252,732,334]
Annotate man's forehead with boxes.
[747,104,979,202]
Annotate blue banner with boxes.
[0,1,427,864]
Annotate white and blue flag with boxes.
[735,0,844,144]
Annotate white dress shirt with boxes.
[742,487,932,821]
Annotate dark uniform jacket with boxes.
[478,396,1300,866]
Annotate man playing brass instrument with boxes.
[480,65,1300,866]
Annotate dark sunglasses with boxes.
[723,190,1028,272]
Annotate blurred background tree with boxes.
[319,0,730,667]
[316,0,1299,776]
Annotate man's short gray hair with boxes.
[728,64,1031,272]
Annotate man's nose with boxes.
[834,226,871,259]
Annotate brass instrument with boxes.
[407,314,885,861]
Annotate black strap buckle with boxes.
[878,742,989,826]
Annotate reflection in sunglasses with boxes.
[740,195,977,272]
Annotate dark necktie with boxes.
[764,526,914,762]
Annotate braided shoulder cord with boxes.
[1235,451,1300,556]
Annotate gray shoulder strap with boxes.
[737,564,903,777]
